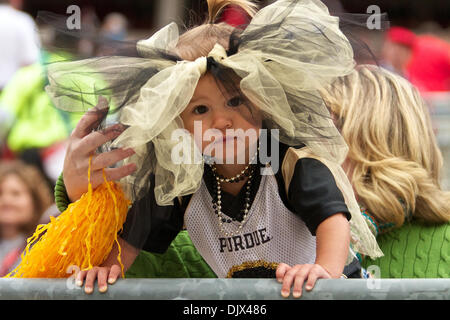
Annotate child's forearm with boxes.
[314,213,350,278]
[101,237,140,272]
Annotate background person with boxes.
[0,160,53,276]
[0,0,40,91]
[381,26,450,92]
[322,65,450,278]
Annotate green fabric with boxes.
[0,52,82,152]
[362,220,450,278]
[54,173,70,213]
[1,64,66,151]
[125,230,217,278]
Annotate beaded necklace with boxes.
[209,148,259,237]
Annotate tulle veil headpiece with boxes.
[45,0,383,258]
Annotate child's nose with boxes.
[211,109,232,130]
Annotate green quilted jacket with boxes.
[125,230,216,278]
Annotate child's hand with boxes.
[75,265,122,294]
[63,96,136,202]
[276,263,331,298]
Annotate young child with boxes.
[48,0,381,296]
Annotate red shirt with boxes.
[406,35,450,92]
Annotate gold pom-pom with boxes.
[5,161,130,278]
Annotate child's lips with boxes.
[210,136,237,146]
[222,136,237,143]
[221,136,242,148]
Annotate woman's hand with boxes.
[63,96,137,202]
[276,263,332,298]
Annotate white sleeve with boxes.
[17,14,41,66]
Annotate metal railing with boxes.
[0,278,449,300]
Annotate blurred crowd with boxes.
[0,0,132,276]
[0,0,449,277]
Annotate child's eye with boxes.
[193,105,209,115]
[227,96,243,107]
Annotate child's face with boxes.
[180,73,263,164]
[0,174,34,229]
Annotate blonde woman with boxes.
[322,65,450,278]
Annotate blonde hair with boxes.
[321,65,450,227]
[176,0,257,60]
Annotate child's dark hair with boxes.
[177,1,259,113]
[176,0,257,61]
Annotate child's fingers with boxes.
[281,265,304,298]
[108,265,122,284]
[275,263,291,283]
[290,265,312,298]
[97,268,110,293]
[84,267,100,294]
[75,270,87,287]
[304,265,331,292]
[79,124,124,155]
[103,163,137,182]
[87,163,137,189]
[90,148,135,171]
[303,269,320,293]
